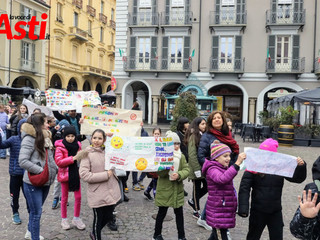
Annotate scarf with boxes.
[210,128,239,155]
[169,149,181,181]
[62,138,80,192]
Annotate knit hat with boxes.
[210,143,231,160]
[58,119,70,132]
[62,126,77,138]
[165,130,181,143]
[259,138,278,152]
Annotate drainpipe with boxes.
[47,0,51,89]
[7,0,12,86]
[312,0,317,72]
[197,0,202,72]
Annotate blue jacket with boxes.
[0,119,26,175]
[0,112,9,130]
[198,132,218,166]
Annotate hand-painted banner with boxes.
[45,89,101,112]
[105,136,174,172]
[244,147,297,178]
[81,105,142,136]
[23,99,54,117]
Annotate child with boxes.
[54,126,85,230]
[202,143,246,240]
[144,127,161,201]
[0,104,9,159]
[238,138,306,240]
[153,130,189,240]
[79,129,121,240]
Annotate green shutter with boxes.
[236,0,245,24]
[165,0,170,24]
[162,36,168,70]
[271,0,277,24]
[152,0,157,25]
[293,0,303,23]
[211,36,219,70]
[234,36,242,71]
[32,43,36,70]
[292,35,300,71]
[130,37,136,69]
[133,0,137,25]
[215,0,220,24]
[185,0,190,24]
[268,35,275,71]
[151,36,157,70]
[183,36,190,70]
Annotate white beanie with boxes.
[165,130,181,143]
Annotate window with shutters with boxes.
[88,20,92,36]
[88,0,92,6]
[87,50,92,66]
[276,35,291,71]
[138,0,152,25]
[21,5,32,32]
[221,0,236,24]
[111,8,114,21]
[219,37,234,71]
[21,41,35,71]
[74,12,78,27]
[100,27,104,42]
[101,1,104,13]
[170,37,183,70]
[72,45,78,63]
[55,39,62,58]
[57,3,63,22]
[137,37,151,69]
[171,0,185,25]
[277,0,292,23]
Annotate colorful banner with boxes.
[45,89,101,112]
[105,136,174,172]
[244,147,297,178]
[81,105,142,136]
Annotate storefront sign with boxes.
[267,89,289,98]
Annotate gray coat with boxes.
[19,123,57,186]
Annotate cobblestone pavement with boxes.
[0,135,319,240]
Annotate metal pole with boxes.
[7,0,12,86]
[197,0,202,72]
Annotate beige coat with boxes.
[79,146,121,208]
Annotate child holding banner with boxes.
[153,131,189,240]
[238,138,306,240]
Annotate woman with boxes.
[184,117,207,219]
[176,117,189,162]
[10,104,29,136]
[19,113,57,240]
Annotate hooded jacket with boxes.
[54,139,81,183]
[202,159,239,229]
[79,146,121,208]
[18,123,57,186]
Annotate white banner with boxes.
[105,136,174,172]
[23,99,54,117]
[244,147,297,178]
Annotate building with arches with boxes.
[113,0,320,124]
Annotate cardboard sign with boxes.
[244,147,297,178]
[81,105,142,136]
[105,136,174,172]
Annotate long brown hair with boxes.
[206,111,229,136]
[28,113,46,159]
[184,117,206,147]
[17,104,29,120]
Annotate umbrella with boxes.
[100,90,116,99]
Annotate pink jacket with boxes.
[54,139,81,183]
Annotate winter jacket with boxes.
[54,139,82,183]
[188,135,204,180]
[0,112,9,130]
[19,123,57,186]
[202,159,239,229]
[11,114,28,136]
[0,119,25,175]
[238,163,306,216]
[198,132,218,166]
[79,146,121,208]
[155,152,189,209]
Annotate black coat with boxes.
[238,163,307,215]
[177,130,188,162]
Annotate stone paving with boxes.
[0,135,319,240]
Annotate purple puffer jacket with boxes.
[202,159,238,229]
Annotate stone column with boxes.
[248,98,257,123]
[152,95,159,125]
[116,94,122,108]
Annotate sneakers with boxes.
[107,220,118,231]
[124,187,129,193]
[144,191,154,201]
[184,190,188,197]
[227,230,232,240]
[24,230,44,240]
[187,199,196,212]
[90,232,96,240]
[132,184,141,191]
[153,235,164,240]
[197,218,212,231]
[123,194,129,202]
[138,181,145,190]
[192,211,200,219]
[61,219,71,230]
[12,213,21,225]
[72,218,86,230]
[52,197,59,209]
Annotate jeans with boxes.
[132,172,146,185]
[0,130,6,157]
[10,175,27,214]
[61,182,81,218]
[52,176,61,199]
[23,182,50,240]
[200,201,207,220]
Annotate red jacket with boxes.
[54,139,81,183]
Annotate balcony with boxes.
[315,58,320,75]
[99,13,107,24]
[160,11,193,26]
[69,26,88,42]
[72,0,82,9]
[87,5,96,17]
[265,57,305,74]
[82,65,111,79]
[20,58,39,73]
[107,45,115,55]
[124,56,192,72]
[209,57,245,73]
[56,15,63,23]
[109,20,116,30]
[128,12,159,27]
[209,10,247,26]
[266,9,305,27]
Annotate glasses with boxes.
[174,142,181,145]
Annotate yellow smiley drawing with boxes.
[110,136,124,149]
[135,158,148,171]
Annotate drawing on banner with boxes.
[105,136,174,172]
[244,147,297,178]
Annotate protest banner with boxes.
[73,91,101,113]
[81,105,142,136]
[244,147,297,178]
[105,136,174,172]
[22,99,54,117]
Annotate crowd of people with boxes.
[0,101,319,240]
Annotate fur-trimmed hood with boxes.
[21,123,53,149]
[74,149,89,162]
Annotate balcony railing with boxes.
[20,58,39,73]
[69,26,88,42]
[72,0,82,9]
[161,11,193,26]
[209,57,245,73]
[266,9,305,26]
[87,5,96,17]
[107,45,115,55]
[128,12,159,26]
[315,58,320,74]
[99,13,107,24]
[266,57,305,73]
[82,65,110,78]
[124,56,192,72]
[109,20,116,30]
[210,10,247,25]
